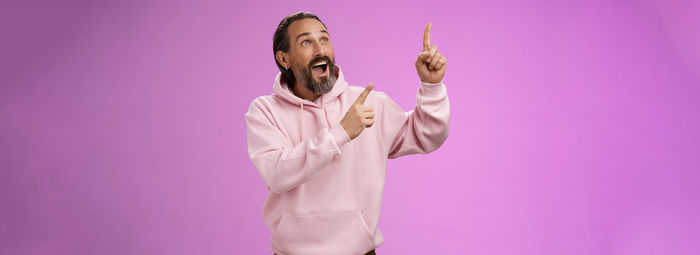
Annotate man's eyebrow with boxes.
[295,30,331,42]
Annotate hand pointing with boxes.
[415,23,447,84]
[341,84,375,140]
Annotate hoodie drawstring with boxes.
[321,96,332,129]
[298,97,332,144]
[299,103,304,144]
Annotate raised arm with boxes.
[386,23,450,158]
[245,101,350,193]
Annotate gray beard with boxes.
[306,70,335,95]
[293,64,336,95]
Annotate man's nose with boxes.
[312,43,325,57]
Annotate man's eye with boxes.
[302,41,310,46]
[321,38,328,43]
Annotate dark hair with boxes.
[273,12,327,87]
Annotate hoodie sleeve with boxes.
[245,100,351,194]
[384,82,450,158]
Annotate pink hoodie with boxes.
[245,66,450,255]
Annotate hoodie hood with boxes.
[272,65,347,108]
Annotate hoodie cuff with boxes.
[420,81,443,87]
[418,81,446,99]
[328,121,351,150]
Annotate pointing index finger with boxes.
[354,83,374,105]
[423,23,432,52]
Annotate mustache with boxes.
[307,56,333,69]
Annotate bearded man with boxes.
[245,11,450,255]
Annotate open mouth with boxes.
[311,61,328,76]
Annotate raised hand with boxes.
[340,84,375,140]
[415,23,447,84]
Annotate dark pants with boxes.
[275,249,375,255]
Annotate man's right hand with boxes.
[341,84,374,140]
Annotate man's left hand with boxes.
[415,23,447,84]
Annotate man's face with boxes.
[286,18,336,95]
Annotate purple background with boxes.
[2,0,699,254]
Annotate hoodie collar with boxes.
[273,65,347,108]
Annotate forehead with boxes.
[287,18,328,39]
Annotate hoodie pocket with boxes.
[272,210,375,255]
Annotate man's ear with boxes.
[275,51,289,70]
